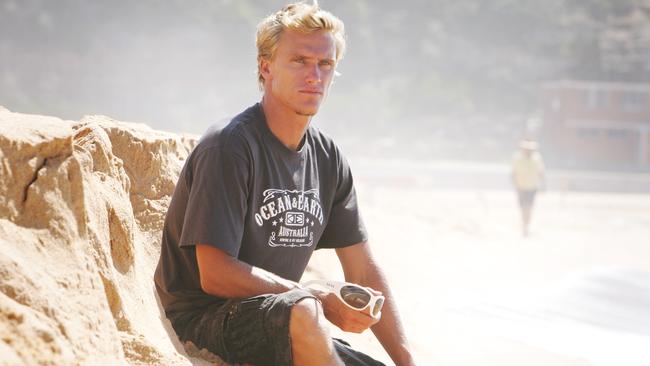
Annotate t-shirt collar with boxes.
[254,103,309,159]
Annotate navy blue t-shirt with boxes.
[154,103,367,315]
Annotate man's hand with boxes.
[336,242,417,365]
[307,285,382,333]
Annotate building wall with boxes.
[541,81,650,171]
[644,130,650,165]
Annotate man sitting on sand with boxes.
[154,2,415,365]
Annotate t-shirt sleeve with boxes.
[178,145,249,257]
[317,155,368,249]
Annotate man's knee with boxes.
[289,298,340,365]
[289,297,327,342]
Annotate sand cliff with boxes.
[0,106,227,365]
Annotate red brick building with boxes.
[541,80,650,171]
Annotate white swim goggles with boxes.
[302,279,385,318]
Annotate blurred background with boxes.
[3,0,650,174]
[2,1,650,365]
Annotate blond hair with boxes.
[255,1,346,89]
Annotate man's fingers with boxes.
[325,291,381,333]
[349,308,379,328]
[343,318,372,333]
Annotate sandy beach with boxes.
[305,159,650,365]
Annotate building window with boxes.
[585,88,608,110]
[621,91,646,112]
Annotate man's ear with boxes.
[259,57,272,81]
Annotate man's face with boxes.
[261,29,337,117]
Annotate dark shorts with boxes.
[517,189,537,208]
[169,289,385,366]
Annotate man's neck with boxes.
[261,96,311,151]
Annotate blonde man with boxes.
[154,2,415,365]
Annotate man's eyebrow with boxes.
[289,48,335,59]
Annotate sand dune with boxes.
[0,107,209,365]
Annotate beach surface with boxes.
[305,159,650,365]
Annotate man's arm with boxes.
[336,242,416,366]
[196,244,299,298]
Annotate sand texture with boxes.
[0,107,220,365]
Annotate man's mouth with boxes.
[299,89,323,95]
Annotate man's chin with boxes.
[294,106,319,117]
[295,110,316,117]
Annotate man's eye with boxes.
[319,61,333,69]
[293,58,306,64]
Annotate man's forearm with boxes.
[198,245,299,298]
[351,265,415,365]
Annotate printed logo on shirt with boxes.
[254,188,324,247]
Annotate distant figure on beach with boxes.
[511,139,545,237]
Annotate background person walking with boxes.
[512,139,546,237]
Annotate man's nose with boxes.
[305,64,321,84]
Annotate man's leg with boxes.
[522,205,532,236]
[290,298,343,366]
[518,190,536,237]
[172,289,384,366]
[332,339,386,366]
[523,190,537,236]
[173,291,312,366]
[290,298,386,366]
